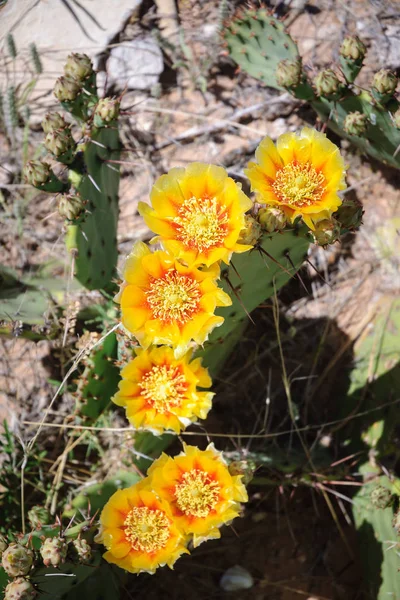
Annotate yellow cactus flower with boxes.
[97,480,189,574]
[112,346,214,434]
[138,163,253,267]
[115,242,232,356]
[245,127,346,230]
[148,444,248,548]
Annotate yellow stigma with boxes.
[174,469,220,517]
[173,196,229,251]
[273,162,325,207]
[124,507,170,553]
[139,365,187,413]
[146,269,201,324]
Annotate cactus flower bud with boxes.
[340,36,366,62]
[42,112,67,134]
[28,506,50,529]
[228,460,255,486]
[2,544,34,577]
[371,485,393,509]
[312,218,340,246]
[372,69,398,97]
[94,97,120,126]
[64,53,93,81]
[54,76,81,102]
[334,198,363,230]
[4,577,36,600]
[23,160,51,187]
[0,534,8,556]
[72,538,92,562]
[58,193,86,222]
[275,58,302,89]
[44,128,75,158]
[314,69,342,98]
[343,111,368,136]
[40,536,68,568]
[258,205,287,233]
[238,214,262,246]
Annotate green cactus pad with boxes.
[75,331,120,420]
[201,227,309,375]
[66,126,120,292]
[224,9,299,89]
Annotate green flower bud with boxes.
[312,218,340,246]
[343,111,368,136]
[28,506,50,529]
[42,112,67,134]
[54,76,81,102]
[0,534,8,556]
[58,193,86,222]
[238,214,262,246]
[94,97,120,125]
[228,460,255,486]
[314,69,342,97]
[393,108,400,129]
[371,485,393,510]
[64,53,93,81]
[275,58,302,89]
[44,128,75,158]
[372,69,398,96]
[334,198,363,230]
[258,205,287,233]
[2,544,34,577]
[340,36,366,62]
[72,538,92,563]
[4,577,36,600]
[23,160,51,187]
[40,536,68,568]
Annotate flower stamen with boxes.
[145,269,201,324]
[124,507,170,553]
[272,162,325,207]
[173,196,229,252]
[174,469,220,518]
[138,365,188,413]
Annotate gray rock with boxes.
[220,565,254,591]
[107,37,164,91]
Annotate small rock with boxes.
[107,37,164,91]
[220,565,254,591]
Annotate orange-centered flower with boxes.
[245,127,346,230]
[97,481,188,574]
[138,163,253,267]
[148,444,248,547]
[115,242,232,356]
[112,347,214,434]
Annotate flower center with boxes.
[138,365,187,413]
[146,269,201,324]
[173,196,229,251]
[273,162,325,207]
[124,507,170,553]
[174,469,220,518]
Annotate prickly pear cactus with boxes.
[201,227,309,375]
[24,53,121,292]
[338,299,400,599]
[74,331,120,420]
[225,7,299,89]
[224,9,400,169]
